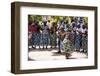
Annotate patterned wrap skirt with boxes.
[32,32,41,46]
[50,33,57,46]
[82,36,87,51]
[41,33,49,46]
[62,38,72,52]
[75,35,81,50]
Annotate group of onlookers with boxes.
[28,16,88,53]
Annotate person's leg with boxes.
[52,33,55,48]
[42,34,44,49]
[70,42,73,51]
[84,37,87,53]
[81,37,84,52]
[74,40,77,51]
[38,33,41,49]
[48,31,50,45]
[35,32,38,49]
[54,33,57,48]
[79,36,83,52]
[75,37,80,51]
[32,33,36,49]
[46,34,49,49]
[50,34,53,48]
[40,33,42,49]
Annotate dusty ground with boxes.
[28,47,87,61]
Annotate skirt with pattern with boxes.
[75,35,81,50]
[50,33,57,46]
[62,38,72,52]
[32,32,41,46]
[41,33,49,46]
[82,36,87,51]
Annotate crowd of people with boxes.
[28,15,88,53]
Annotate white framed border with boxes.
[20,6,95,70]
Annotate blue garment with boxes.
[75,34,81,49]
[32,33,35,45]
[41,33,49,46]
[41,25,49,46]
[82,36,87,51]
[33,32,41,46]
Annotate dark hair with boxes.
[64,20,68,24]
[72,23,76,28]
[48,20,50,22]
[43,21,47,26]
[52,22,56,26]
[77,24,80,28]
[82,25,86,29]
[71,19,74,23]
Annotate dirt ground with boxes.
[28,47,87,61]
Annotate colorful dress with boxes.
[62,35,72,52]
[50,26,57,47]
[81,28,88,52]
[28,24,36,46]
[41,24,49,46]
[74,32,81,50]
[34,32,41,46]
[68,32,75,50]
[33,24,41,46]
[82,35,87,51]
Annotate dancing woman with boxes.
[58,27,71,58]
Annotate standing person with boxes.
[68,30,75,51]
[33,21,41,49]
[41,21,49,49]
[28,22,33,49]
[71,20,77,32]
[59,27,66,51]
[56,20,62,53]
[28,22,35,48]
[47,20,51,45]
[60,17,66,28]
[81,25,88,53]
[50,22,57,48]
[74,30,81,51]
[28,21,38,48]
